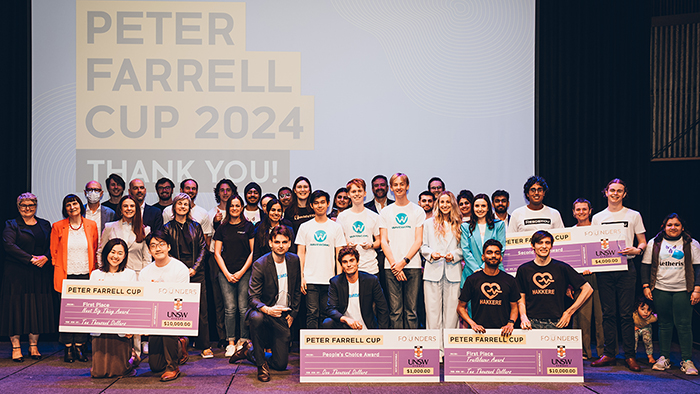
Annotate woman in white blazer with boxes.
[421,191,463,345]
[98,196,151,276]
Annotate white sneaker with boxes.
[681,360,698,375]
[225,344,236,357]
[142,342,149,355]
[652,356,670,371]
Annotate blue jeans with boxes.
[384,268,422,329]
[218,270,251,341]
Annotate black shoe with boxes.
[229,340,250,364]
[257,362,271,382]
[64,347,75,363]
[29,344,42,360]
[74,344,88,362]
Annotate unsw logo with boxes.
[168,298,188,319]
[395,213,409,225]
[407,345,430,366]
[352,221,365,233]
[313,230,328,243]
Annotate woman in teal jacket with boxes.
[460,194,506,287]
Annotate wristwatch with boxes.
[403,257,410,264]
[508,319,515,325]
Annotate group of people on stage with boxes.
[2,172,699,382]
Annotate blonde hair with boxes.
[433,191,462,242]
[389,173,409,187]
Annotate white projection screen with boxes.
[32,0,535,222]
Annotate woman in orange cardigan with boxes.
[51,194,99,363]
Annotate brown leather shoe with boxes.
[257,362,271,382]
[160,368,180,382]
[625,357,642,372]
[178,337,189,365]
[229,340,250,364]
[591,355,617,367]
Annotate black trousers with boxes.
[597,266,636,359]
[191,269,210,349]
[206,253,226,342]
[148,335,181,373]
[247,310,290,370]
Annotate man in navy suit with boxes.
[129,178,163,231]
[322,246,390,330]
[228,225,301,382]
[364,174,394,213]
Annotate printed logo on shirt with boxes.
[395,213,409,225]
[352,221,365,233]
[532,272,555,294]
[480,283,503,299]
[480,282,503,305]
[523,218,551,226]
[278,273,288,280]
[602,221,629,228]
[313,230,328,243]
[660,243,684,260]
[349,292,359,298]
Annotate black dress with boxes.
[0,217,57,336]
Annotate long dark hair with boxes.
[115,195,146,242]
[224,194,248,225]
[257,198,284,246]
[469,193,495,232]
[286,176,312,218]
[656,212,692,244]
[100,238,129,273]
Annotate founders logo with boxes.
[480,283,502,299]
[174,298,183,312]
[352,221,365,234]
[395,213,409,225]
[533,273,554,289]
[313,230,328,243]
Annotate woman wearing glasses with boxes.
[1,193,55,362]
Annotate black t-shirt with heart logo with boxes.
[515,259,586,321]
[459,270,521,329]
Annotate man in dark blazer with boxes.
[129,178,163,231]
[228,225,301,382]
[322,246,390,330]
[364,174,394,213]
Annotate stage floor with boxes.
[1,342,699,393]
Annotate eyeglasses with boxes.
[19,203,37,209]
[85,188,102,192]
[279,193,291,198]
[157,186,173,191]
[149,241,169,249]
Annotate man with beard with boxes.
[491,190,511,229]
[428,177,445,199]
[153,178,175,211]
[458,240,519,336]
[364,175,394,214]
[129,178,163,231]
[418,191,435,220]
[244,182,263,225]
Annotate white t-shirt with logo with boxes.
[336,209,380,274]
[295,219,347,284]
[343,279,366,330]
[138,258,189,283]
[378,202,426,269]
[507,205,564,233]
[275,259,289,308]
[642,237,700,292]
[592,207,645,261]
